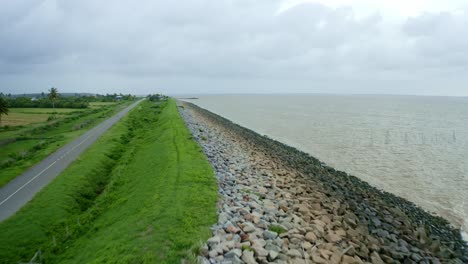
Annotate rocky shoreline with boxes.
[178,101,467,264]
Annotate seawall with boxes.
[180,101,467,263]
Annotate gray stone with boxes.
[207,236,221,247]
[278,253,288,261]
[222,255,243,264]
[232,234,242,243]
[268,250,279,261]
[302,241,313,250]
[208,250,218,258]
[263,199,277,211]
[198,256,211,264]
[289,258,307,264]
[341,255,358,264]
[287,249,302,258]
[219,212,229,224]
[225,249,242,259]
[258,186,268,194]
[200,244,209,257]
[265,243,281,252]
[410,253,422,262]
[278,200,289,211]
[252,245,268,257]
[370,251,384,264]
[251,238,266,247]
[325,232,342,243]
[305,231,317,242]
[311,252,329,264]
[242,222,256,233]
[263,230,278,240]
[371,217,382,227]
[242,250,257,264]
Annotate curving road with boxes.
[0,99,143,221]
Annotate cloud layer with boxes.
[0,0,467,95]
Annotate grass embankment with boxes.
[0,102,129,187]
[0,99,217,263]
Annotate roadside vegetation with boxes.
[0,97,9,126]
[0,99,217,263]
[0,89,135,187]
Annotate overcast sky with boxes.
[1,0,467,96]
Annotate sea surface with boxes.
[183,94,468,239]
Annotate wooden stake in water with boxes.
[385,130,390,144]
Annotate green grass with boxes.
[269,225,287,234]
[0,99,217,263]
[0,102,131,187]
[241,244,254,252]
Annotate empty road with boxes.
[0,99,143,221]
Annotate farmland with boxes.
[1,108,83,126]
[0,101,130,187]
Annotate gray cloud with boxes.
[0,0,467,96]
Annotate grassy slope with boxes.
[0,99,217,263]
[0,102,130,187]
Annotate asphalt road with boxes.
[0,99,143,221]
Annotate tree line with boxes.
[4,96,89,109]
[147,94,168,102]
[0,91,137,109]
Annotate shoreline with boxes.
[179,101,467,263]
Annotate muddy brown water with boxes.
[182,94,468,240]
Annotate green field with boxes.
[0,99,217,263]
[1,108,83,126]
[89,102,117,108]
[0,111,49,126]
[0,102,131,187]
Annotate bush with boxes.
[47,115,58,121]
[0,158,16,169]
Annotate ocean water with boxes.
[183,94,468,239]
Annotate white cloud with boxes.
[0,0,467,96]
[279,0,468,18]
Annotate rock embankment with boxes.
[178,102,467,264]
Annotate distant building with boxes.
[116,95,123,101]
[31,97,38,101]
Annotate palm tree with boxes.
[0,97,9,127]
[48,87,59,111]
